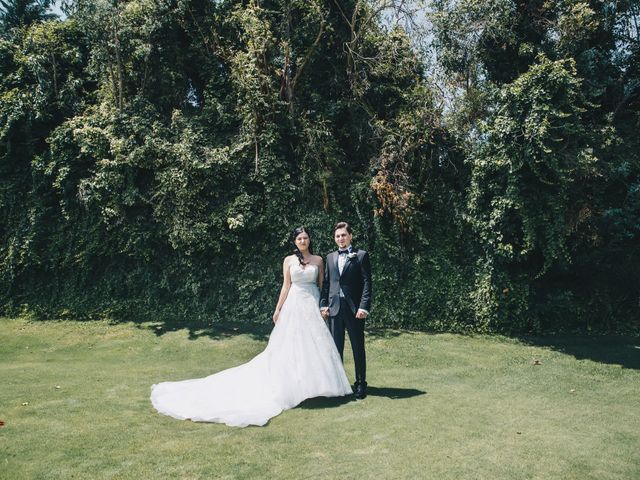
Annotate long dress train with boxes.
[150,263,352,427]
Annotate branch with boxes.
[291,19,326,92]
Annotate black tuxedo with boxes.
[320,248,372,385]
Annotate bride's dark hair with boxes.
[290,226,313,265]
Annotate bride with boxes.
[150,226,352,427]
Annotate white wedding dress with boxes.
[150,262,352,427]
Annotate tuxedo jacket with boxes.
[320,248,372,317]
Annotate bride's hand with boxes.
[272,310,280,324]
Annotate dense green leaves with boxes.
[0,0,55,36]
[0,0,638,333]
[433,0,640,332]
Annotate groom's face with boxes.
[334,228,352,249]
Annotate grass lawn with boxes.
[1,317,639,479]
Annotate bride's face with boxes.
[295,232,310,252]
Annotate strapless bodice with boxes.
[290,263,318,285]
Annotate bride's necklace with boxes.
[299,254,313,269]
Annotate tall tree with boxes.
[0,0,55,35]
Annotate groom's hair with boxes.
[333,221,352,234]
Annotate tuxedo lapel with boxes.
[333,251,340,277]
[339,249,357,278]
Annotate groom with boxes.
[320,222,372,399]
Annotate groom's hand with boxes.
[356,309,368,319]
[320,308,329,319]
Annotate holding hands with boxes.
[320,307,367,319]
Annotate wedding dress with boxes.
[150,262,352,427]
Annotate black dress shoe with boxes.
[354,382,367,399]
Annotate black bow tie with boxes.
[338,249,350,255]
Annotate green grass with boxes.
[1,317,639,479]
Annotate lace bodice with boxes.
[289,262,318,285]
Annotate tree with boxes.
[0,0,55,36]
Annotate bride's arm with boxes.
[317,257,324,291]
[273,257,293,323]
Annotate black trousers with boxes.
[328,298,366,383]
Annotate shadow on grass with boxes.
[298,386,426,410]
[19,303,275,342]
[366,386,427,399]
[298,395,356,409]
[365,328,406,339]
[144,323,409,343]
[518,335,640,370]
[142,319,272,342]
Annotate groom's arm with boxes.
[358,251,372,313]
[319,256,330,309]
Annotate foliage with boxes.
[0,0,55,36]
[467,56,596,331]
[0,0,638,333]
[432,0,640,332]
